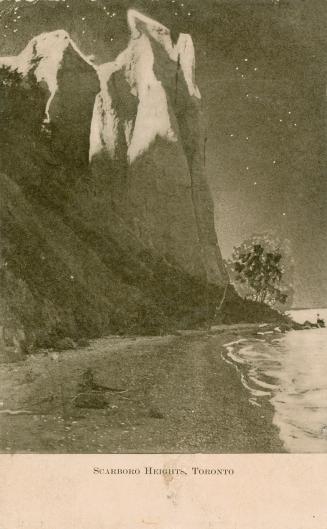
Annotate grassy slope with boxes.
[0,165,291,345]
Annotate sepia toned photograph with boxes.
[0,0,326,455]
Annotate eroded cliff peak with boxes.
[90,10,201,164]
[0,29,97,124]
[127,10,200,99]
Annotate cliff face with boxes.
[90,10,227,284]
[0,11,228,341]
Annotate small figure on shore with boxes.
[316,314,325,328]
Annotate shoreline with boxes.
[0,324,287,453]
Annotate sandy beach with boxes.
[0,325,286,453]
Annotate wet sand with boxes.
[0,326,285,453]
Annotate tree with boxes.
[0,63,46,130]
[226,233,294,310]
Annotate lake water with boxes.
[223,309,327,452]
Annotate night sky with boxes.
[0,0,326,307]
